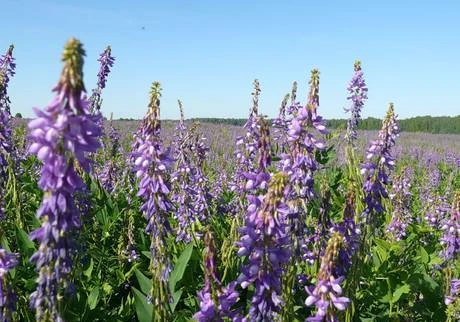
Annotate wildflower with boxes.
[28,38,102,321]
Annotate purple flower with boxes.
[445,279,460,306]
[194,230,240,321]
[97,117,123,192]
[231,80,262,196]
[279,70,328,262]
[28,38,102,321]
[0,249,18,322]
[171,103,211,242]
[386,167,413,241]
[344,61,368,145]
[439,192,459,262]
[305,233,350,321]
[361,103,399,223]
[0,45,16,216]
[236,173,291,320]
[331,186,360,276]
[132,82,173,319]
[89,46,115,115]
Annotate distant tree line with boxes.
[189,115,460,134]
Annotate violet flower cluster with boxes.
[231,79,261,196]
[171,104,210,242]
[236,172,291,320]
[279,70,328,261]
[445,279,460,305]
[439,192,459,262]
[0,249,18,322]
[0,45,16,215]
[28,38,102,321]
[280,69,328,200]
[89,46,115,115]
[194,230,240,321]
[332,186,361,276]
[132,83,173,319]
[387,167,413,241]
[305,232,350,321]
[344,61,368,145]
[361,103,399,222]
[272,92,290,152]
[98,118,122,193]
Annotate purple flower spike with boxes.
[439,192,460,262]
[344,61,368,145]
[0,249,19,322]
[28,38,102,321]
[90,45,115,115]
[361,103,399,224]
[387,167,413,241]
[194,230,240,321]
[445,279,460,306]
[171,102,211,242]
[131,82,173,319]
[236,173,291,320]
[306,233,350,321]
[0,45,16,216]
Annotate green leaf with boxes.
[142,251,151,259]
[83,258,94,278]
[391,284,410,303]
[418,246,429,264]
[169,243,193,293]
[135,268,152,295]
[133,287,153,322]
[88,287,100,310]
[16,227,35,256]
[170,290,183,313]
[374,238,391,251]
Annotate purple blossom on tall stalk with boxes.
[0,249,18,322]
[360,103,399,223]
[236,172,291,320]
[445,279,460,305]
[98,116,122,192]
[132,82,173,320]
[386,167,413,241]
[332,185,361,276]
[305,232,350,321]
[272,93,290,152]
[344,61,368,145]
[280,69,328,200]
[171,101,211,242]
[27,38,102,321]
[279,70,328,262]
[439,192,460,262]
[231,79,261,196]
[89,45,115,115]
[0,45,16,216]
[194,230,240,321]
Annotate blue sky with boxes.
[2,0,459,119]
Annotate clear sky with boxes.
[2,0,459,120]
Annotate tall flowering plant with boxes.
[0,45,18,322]
[27,38,102,321]
[194,230,240,321]
[236,172,291,320]
[132,82,173,320]
[89,46,115,116]
[344,61,368,145]
[361,103,399,226]
[0,45,16,213]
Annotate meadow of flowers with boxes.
[0,38,459,322]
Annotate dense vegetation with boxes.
[1,40,459,322]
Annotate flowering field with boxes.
[1,39,459,322]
